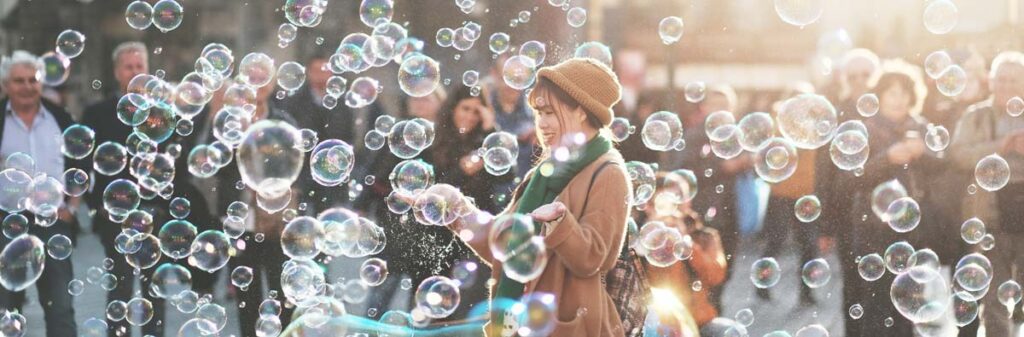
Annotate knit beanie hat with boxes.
[531,58,622,127]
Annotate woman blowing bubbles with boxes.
[446,58,632,337]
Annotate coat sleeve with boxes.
[544,166,630,278]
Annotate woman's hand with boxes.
[480,105,496,131]
[460,155,485,176]
[530,202,567,223]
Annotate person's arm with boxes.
[950,107,1002,172]
[543,167,630,278]
[688,229,727,287]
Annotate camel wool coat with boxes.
[454,150,632,337]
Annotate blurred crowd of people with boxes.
[2,37,1024,337]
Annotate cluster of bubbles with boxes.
[124,0,185,32]
[488,214,548,283]
[480,131,520,176]
[364,115,437,160]
[633,221,694,268]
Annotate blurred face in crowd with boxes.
[844,58,876,97]
[879,82,912,122]
[453,97,484,133]
[991,62,1024,108]
[115,51,148,93]
[533,89,590,149]
[307,58,330,94]
[3,64,42,109]
[408,94,442,121]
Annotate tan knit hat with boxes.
[531,58,622,127]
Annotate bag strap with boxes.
[580,161,617,215]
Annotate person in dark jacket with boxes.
[0,50,80,337]
[839,60,941,337]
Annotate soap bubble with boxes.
[1007,97,1024,117]
[103,179,141,217]
[502,56,538,91]
[281,261,326,304]
[359,0,394,28]
[188,230,232,272]
[936,65,967,97]
[107,300,128,321]
[230,266,253,289]
[858,253,886,281]
[0,170,31,214]
[773,0,825,27]
[238,52,276,88]
[886,197,921,233]
[608,117,633,142]
[800,258,831,289]
[281,216,325,261]
[737,112,774,151]
[924,51,953,79]
[515,293,557,337]
[151,0,184,32]
[960,218,986,244]
[975,154,1010,191]
[151,263,192,298]
[923,0,958,35]
[0,235,45,291]
[276,61,306,91]
[46,234,73,260]
[390,159,434,196]
[169,197,190,219]
[159,220,197,260]
[856,93,879,117]
[750,257,781,289]
[503,236,548,283]
[125,1,154,30]
[754,138,799,183]
[566,7,587,27]
[641,111,684,152]
[38,52,71,87]
[952,294,979,327]
[573,41,612,67]
[489,214,536,262]
[310,139,355,187]
[925,125,950,151]
[415,276,461,319]
[890,266,949,323]
[412,184,471,226]
[360,258,389,286]
[997,280,1022,309]
[884,241,915,274]
[237,120,303,199]
[658,16,684,44]
[398,54,440,98]
[55,30,85,59]
[93,141,128,175]
[60,125,96,161]
[488,33,511,54]
[626,161,657,206]
[777,94,837,149]
[124,234,161,270]
[2,214,28,239]
[709,125,744,159]
[345,77,380,108]
[196,303,228,333]
[794,195,821,223]
[871,179,908,222]
[482,132,519,173]
[685,82,706,103]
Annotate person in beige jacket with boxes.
[448,58,632,337]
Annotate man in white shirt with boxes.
[0,50,79,337]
